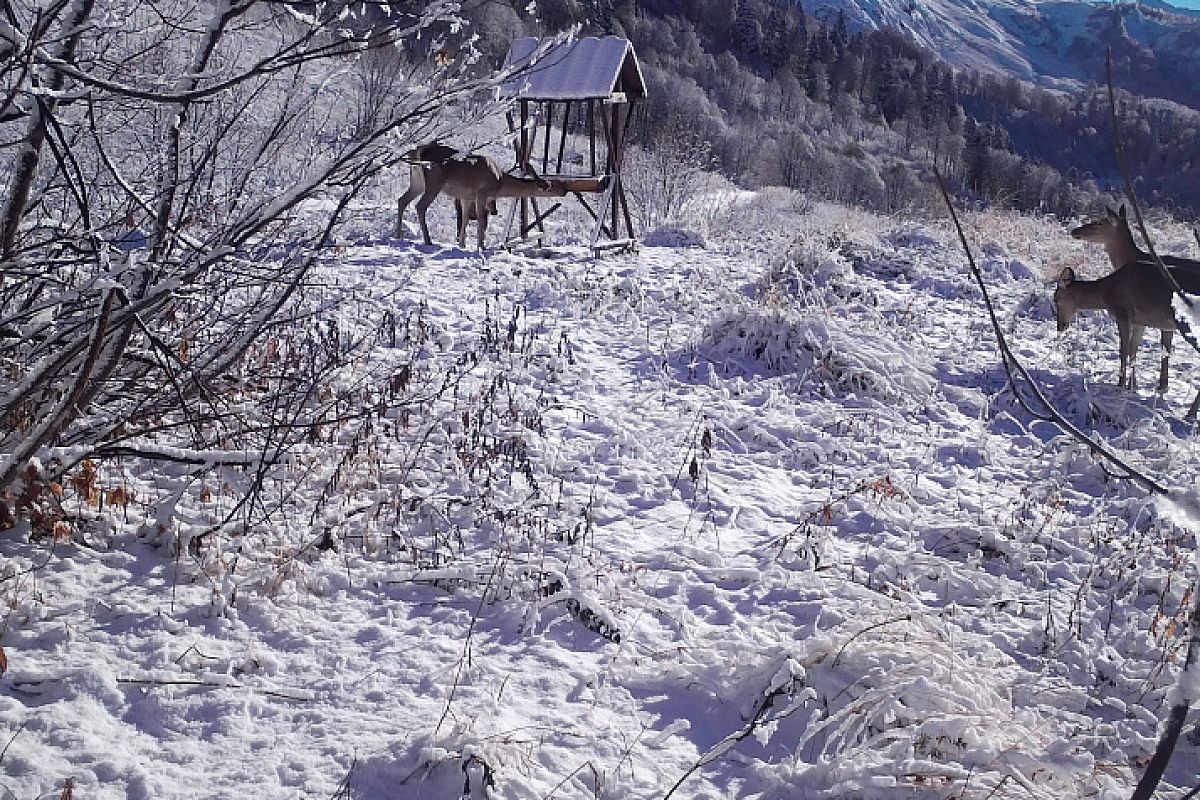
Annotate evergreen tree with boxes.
[764,3,795,76]
[734,0,765,63]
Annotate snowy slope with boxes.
[810,0,1200,96]
[0,195,1198,798]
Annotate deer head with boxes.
[1053,267,1079,332]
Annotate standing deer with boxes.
[1054,263,1176,393]
[1062,204,1200,400]
[395,142,496,241]
[1072,205,1200,291]
[395,143,565,250]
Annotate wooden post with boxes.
[617,98,637,240]
[542,100,553,174]
[519,100,529,238]
[588,101,597,177]
[607,104,620,239]
[556,101,571,174]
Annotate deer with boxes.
[1061,204,1200,400]
[395,143,565,250]
[1053,263,1177,393]
[1071,204,1200,291]
[395,142,496,241]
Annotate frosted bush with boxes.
[645,226,707,248]
[698,306,935,404]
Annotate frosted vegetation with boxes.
[0,1,1198,799]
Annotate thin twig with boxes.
[329,754,356,800]
[0,721,26,765]
[832,615,912,667]
[541,760,596,800]
[434,551,507,736]
[113,676,313,701]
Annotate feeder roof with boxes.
[501,36,646,101]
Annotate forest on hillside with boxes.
[463,0,1200,218]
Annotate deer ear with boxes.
[1057,267,1076,285]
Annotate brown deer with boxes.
[395,142,495,241]
[1054,264,1177,393]
[1063,205,1200,402]
[396,143,565,250]
[1071,205,1200,291]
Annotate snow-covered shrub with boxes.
[644,226,707,248]
[758,237,879,309]
[698,306,935,404]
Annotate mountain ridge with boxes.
[807,0,1200,107]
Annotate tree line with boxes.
[483,0,1200,218]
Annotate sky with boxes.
[1165,0,1200,9]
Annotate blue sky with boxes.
[1166,0,1200,9]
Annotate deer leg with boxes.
[415,173,445,246]
[1158,329,1173,393]
[394,166,424,238]
[476,196,490,251]
[1121,322,1145,390]
[1115,319,1131,389]
[414,193,438,246]
[456,198,472,248]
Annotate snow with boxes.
[810,0,1200,89]
[1,196,1198,798]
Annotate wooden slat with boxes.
[589,179,616,248]
[542,101,553,174]
[572,192,611,238]
[521,202,562,236]
[591,238,636,253]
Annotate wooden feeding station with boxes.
[500,36,646,253]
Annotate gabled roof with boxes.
[501,36,647,102]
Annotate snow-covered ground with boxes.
[1,195,1197,799]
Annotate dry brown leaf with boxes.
[0,643,7,678]
[70,460,97,499]
[105,486,131,507]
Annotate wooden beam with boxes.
[572,191,612,238]
[617,179,634,240]
[589,178,616,248]
[521,202,562,236]
[520,101,529,238]
[554,177,607,193]
[598,103,620,238]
